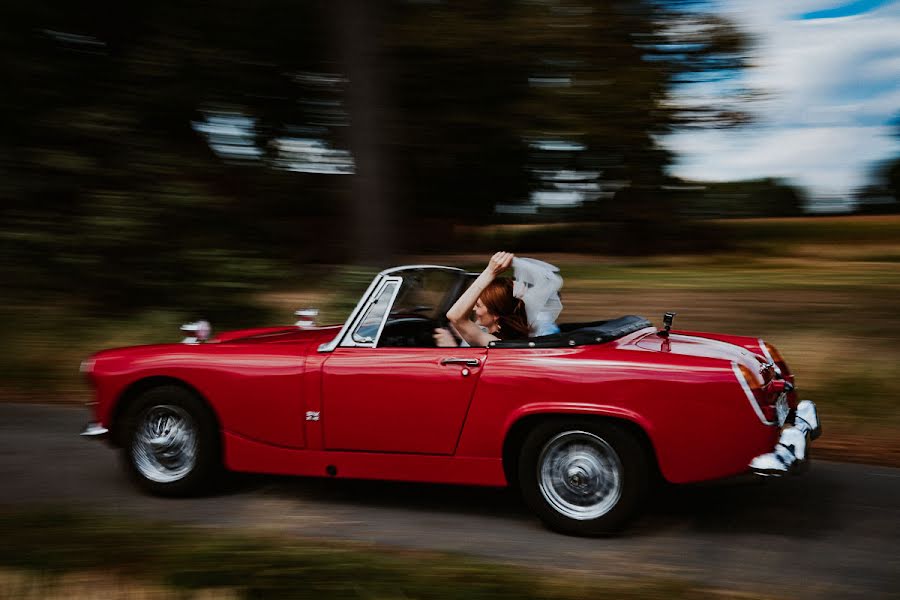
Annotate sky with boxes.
[665,0,900,210]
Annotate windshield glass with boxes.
[389,269,463,321]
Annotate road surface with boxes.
[1,403,898,598]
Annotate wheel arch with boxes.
[110,376,221,448]
[501,412,661,488]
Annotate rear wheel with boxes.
[121,385,220,496]
[518,420,649,535]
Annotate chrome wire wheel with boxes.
[131,404,198,484]
[537,430,623,520]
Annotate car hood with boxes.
[213,325,341,346]
[87,325,342,363]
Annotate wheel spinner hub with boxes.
[132,404,198,483]
[539,430,623,520]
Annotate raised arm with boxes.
[446,251,514,347]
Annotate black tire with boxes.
[120,385,221,496]
[517,419,650,536]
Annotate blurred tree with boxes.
[0,1,347,316]
[681,178,806,218]
[380,0,755,253]
[330,1,396,265]
[857,118,900,214]
[855,158,900,214]
[0,0,757,315]
[890,158,900,204]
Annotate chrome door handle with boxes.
[440,357,481,367]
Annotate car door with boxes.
[321,346,487,454]
[319,275,487,454]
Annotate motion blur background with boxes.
[1,0,899,462]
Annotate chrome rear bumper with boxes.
[749,400,821,476]
[80,422,109,440]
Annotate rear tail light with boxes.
[759,339,797,408]
[759,340,791,377]
[738,363,764,391]
[733,362,777,424]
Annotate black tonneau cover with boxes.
[488,315,652,349]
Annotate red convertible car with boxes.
[80,265,821,535]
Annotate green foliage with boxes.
[680,178,807,218]
[456,221,730,255]
[718,213,900,245]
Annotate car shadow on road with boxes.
[228,473,531,519]
[225,464,843,537]
[638,468,843,538]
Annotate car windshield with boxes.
[388,269,466,321]
[333,267,471,349]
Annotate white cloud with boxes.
[669,124,897,187]
[665,0,900,205]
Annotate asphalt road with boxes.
[1,403,898,599]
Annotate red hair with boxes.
[480,278,530,340]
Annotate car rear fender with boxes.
[500,404,660,486]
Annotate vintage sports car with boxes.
[80,265,821,535]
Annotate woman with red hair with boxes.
[435,251,530,347]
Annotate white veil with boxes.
[512,257,563,335]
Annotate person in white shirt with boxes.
[433,252,563,347]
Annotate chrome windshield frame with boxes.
[340,276,402,348]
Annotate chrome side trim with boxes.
[80,422,109,439]
[731,362,775,426]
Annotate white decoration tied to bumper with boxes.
[749,400,821,476]
[512,257,563,336]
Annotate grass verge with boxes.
[0,508,769,600]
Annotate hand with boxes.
[433,327,458,347]
[486,251,514,276]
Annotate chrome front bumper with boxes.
[80,422,109,440]
[750,400,821,476]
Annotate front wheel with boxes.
[122,385,220,496]
[518,420,650,535]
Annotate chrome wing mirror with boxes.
[295,308,319,328]
[181,320,211,344]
